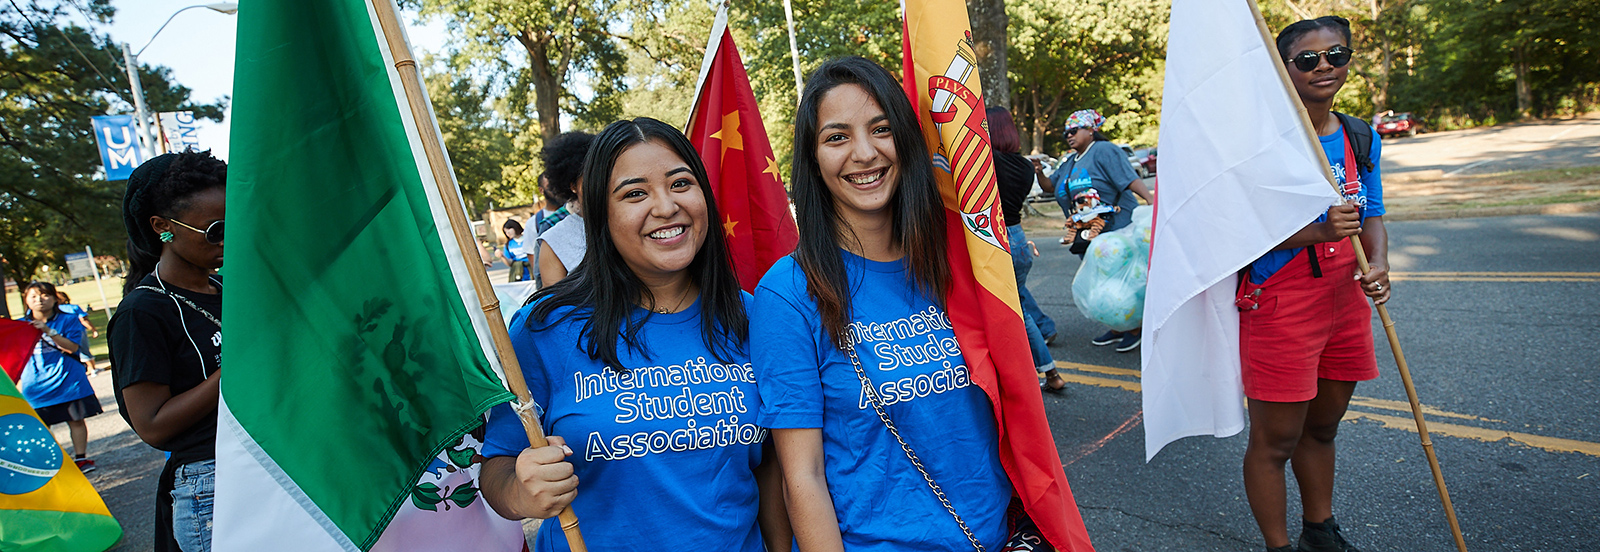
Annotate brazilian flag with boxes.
[0,375,121,550]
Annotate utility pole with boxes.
[121,42,159,157]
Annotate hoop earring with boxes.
[160,231,175,242]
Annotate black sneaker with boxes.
[1090,330,1121,346]
[1298,516,1360,552]
[1114,332,1141,353]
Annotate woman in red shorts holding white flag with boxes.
[1241,15,1391,552]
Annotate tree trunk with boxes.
[1030,89,1044,155]
[1513,43,1532,118]
[1369,0,1390,112]
[967,0,1010,110]
[0,254,10,319]
[517,30,564,141]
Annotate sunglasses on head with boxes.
[1285,45,1354,72]
[168,217,225,244]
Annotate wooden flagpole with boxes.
[369,1,588,550]
[1245,2,1468,551]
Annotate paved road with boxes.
[1024,213,1600,551]
[1381,114,1600,177]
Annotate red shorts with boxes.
[1238,238,1378,402]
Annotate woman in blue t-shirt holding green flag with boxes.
[478,117,788,552]
[752,56,1013,551]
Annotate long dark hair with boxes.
[1275,15,1352,60]
[22,281,64,318]
[790,56,950,347]
[527,117,748,370]
[986,107,1021,154]
[120,151,227,294]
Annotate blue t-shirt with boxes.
[752,253,1011,551]
[1249,126,1386,284]
[1051,141,1142,231]
[504,237,528,262]
[483,295,765,552]
[18,312,94,408]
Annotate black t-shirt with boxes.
[993,149,1036,227]
[108,273,221,462]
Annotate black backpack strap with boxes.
[1305,246,1323,278]
[1334,112,1375,174]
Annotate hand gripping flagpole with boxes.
[1244,2,1467,551]
[369,1,589,550]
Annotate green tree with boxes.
[423,56,527,213]
[1007,0,1167,154]
[1,0,223,299]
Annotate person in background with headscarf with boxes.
[108,151,226,552]
[1048,108,1153,353]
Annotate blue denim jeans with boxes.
[1007,225,1054,370]
[1007,224,1056,338]
[171,459,215,552]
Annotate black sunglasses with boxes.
[1286,46,1354,72]
[1065,127,1083,138]
[168,217,225,244]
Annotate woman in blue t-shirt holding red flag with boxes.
[752,56,1017,551]
[1240,16,1391,552]
[477,117,788,552]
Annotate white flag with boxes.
[1141,0,1340,461]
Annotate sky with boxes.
[95,1,448,161]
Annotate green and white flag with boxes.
[214,0,522,549]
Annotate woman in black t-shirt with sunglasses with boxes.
[108,151,226,552]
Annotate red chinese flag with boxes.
[686,10,800,292]
[902,1,1094,550]
[0,318,43,382]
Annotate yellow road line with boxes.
[1343,411,1600,457]
[1042,361,1600,456]
[1347,396,1507,423]
[1054,361,1141,378]
[1394,272,1600,277]
[1391,276,1600,282]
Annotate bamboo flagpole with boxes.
[1244,2,1468,551]
[368,1,589,550]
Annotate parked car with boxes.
[1116,143,1148,178]
[1131,147,1157,177]
[1375,111,1427,138]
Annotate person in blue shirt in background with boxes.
[1049,108,1154,353]
[500,219,530,282]
[478,117,789,552]
[18,281,102,472]
[753,56,1012,551]
[55,290,102,373]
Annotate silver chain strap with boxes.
[838,338,986,552]
[136,286,222,329]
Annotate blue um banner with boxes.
[90,115,145,180]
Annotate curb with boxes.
[1384,200,1600,221]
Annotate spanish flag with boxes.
[0,366,121,551]
[1,319,42,382]
[686,6,800,291]
[901,1,1094,550]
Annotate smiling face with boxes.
[606,139,710,286]
[23,288,55,316]
[151,186,226,271]
[1285,28,1350,105]
[814,83,900,230]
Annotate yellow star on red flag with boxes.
[723,215,740,237]
[763,155,782,184]
[709,111,744,162]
